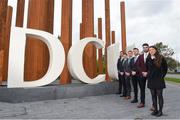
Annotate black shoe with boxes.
[116,92,121,94]
[151,111,158,116]
[156,111,163,117]
[131,99,138,103]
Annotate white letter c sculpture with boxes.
[67,37,105,84]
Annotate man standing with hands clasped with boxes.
[130,48,140,103]
[136,43,150,108]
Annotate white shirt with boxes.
[134,55,139,63]
[144,52,149,63]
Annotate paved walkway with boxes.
[166,73,180,78]
[0,83,180,119]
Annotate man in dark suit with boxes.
[130,48,140,103]
[119,53,128,97]
[117,51,124,95]
[124,50,133,99]
[136,43,150,108]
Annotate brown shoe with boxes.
[150,106,155,111]
[137,103,145,108]
[125,96,131,100]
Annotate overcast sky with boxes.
[8,0,180,61]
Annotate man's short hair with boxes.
[142,43,149,47]
[133,48,139,50]
[128,50,133,53]
[123,53,127,55]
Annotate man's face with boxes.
[128,52,133,58]
[133,49,139,56]
[143,45,149,53]
[120,51,124,57]
[123,54,127,59]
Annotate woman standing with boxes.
[146,46,168,117]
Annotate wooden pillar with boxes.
[0,0,8,81]
[0,0,8,51]
[0,50,4,85]
[120,1,127,53]
[16,0,25,27]
[112,31,115,44]
[80,23,84,39]
[98,18,103,74]
[2,6,13,81]
[60,0,72,84]
[105,0,111,81]
[82,0,97,78]
[25,0,54,81]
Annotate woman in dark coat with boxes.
[146,46,167,117]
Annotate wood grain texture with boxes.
[25,0,54,81]
[60,0,72,84]
[120,1,127,53]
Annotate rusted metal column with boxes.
[112,31,115,44]
[120,1,127,53]
[82,0,97,78]
[2,6,13,81]
[16,0,25,27]
[25,0,54,81]
[98,18,103,74]
[60,0,72,84]
[105,0,111,81]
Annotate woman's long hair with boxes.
[149,46,163,68]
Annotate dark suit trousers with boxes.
[118,73,122,94]
[125,76,131,96]
[138,76,147,104]
[131,76,138,100]
[121,75,127,96]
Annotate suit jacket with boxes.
[124,58,132,73]
[117,57,124,72]
[130,55,140,76]
[136,53,150,76]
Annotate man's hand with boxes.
[132,71,136,76]
[142,72,148,77]
[125,72,130,76]
[120,72,124,75]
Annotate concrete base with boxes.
[0,81,118,103]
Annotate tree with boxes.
[154,42,174,58]
[154,42,178,71]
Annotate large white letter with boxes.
[107,43,119,80]
[8,27,65,88]
[67,37,105,84]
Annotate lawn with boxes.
[165,77,180,83]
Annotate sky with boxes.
[8,0,180,61]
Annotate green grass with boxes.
[165,77,180,83]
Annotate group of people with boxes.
[117,43,168,117]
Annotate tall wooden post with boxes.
[112,31,115,44]
[2,6,13,81]
[0,50,4,85]
[0,0,8,81]
[0,0,8,51]
[60,0,72,84]
[98,18,103,74]
[16,0,25,27]
[25,0,54,81]
[80,23,84,39]
[120,1,127,52]
[105,0,111,81]
[82,0,97,78]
